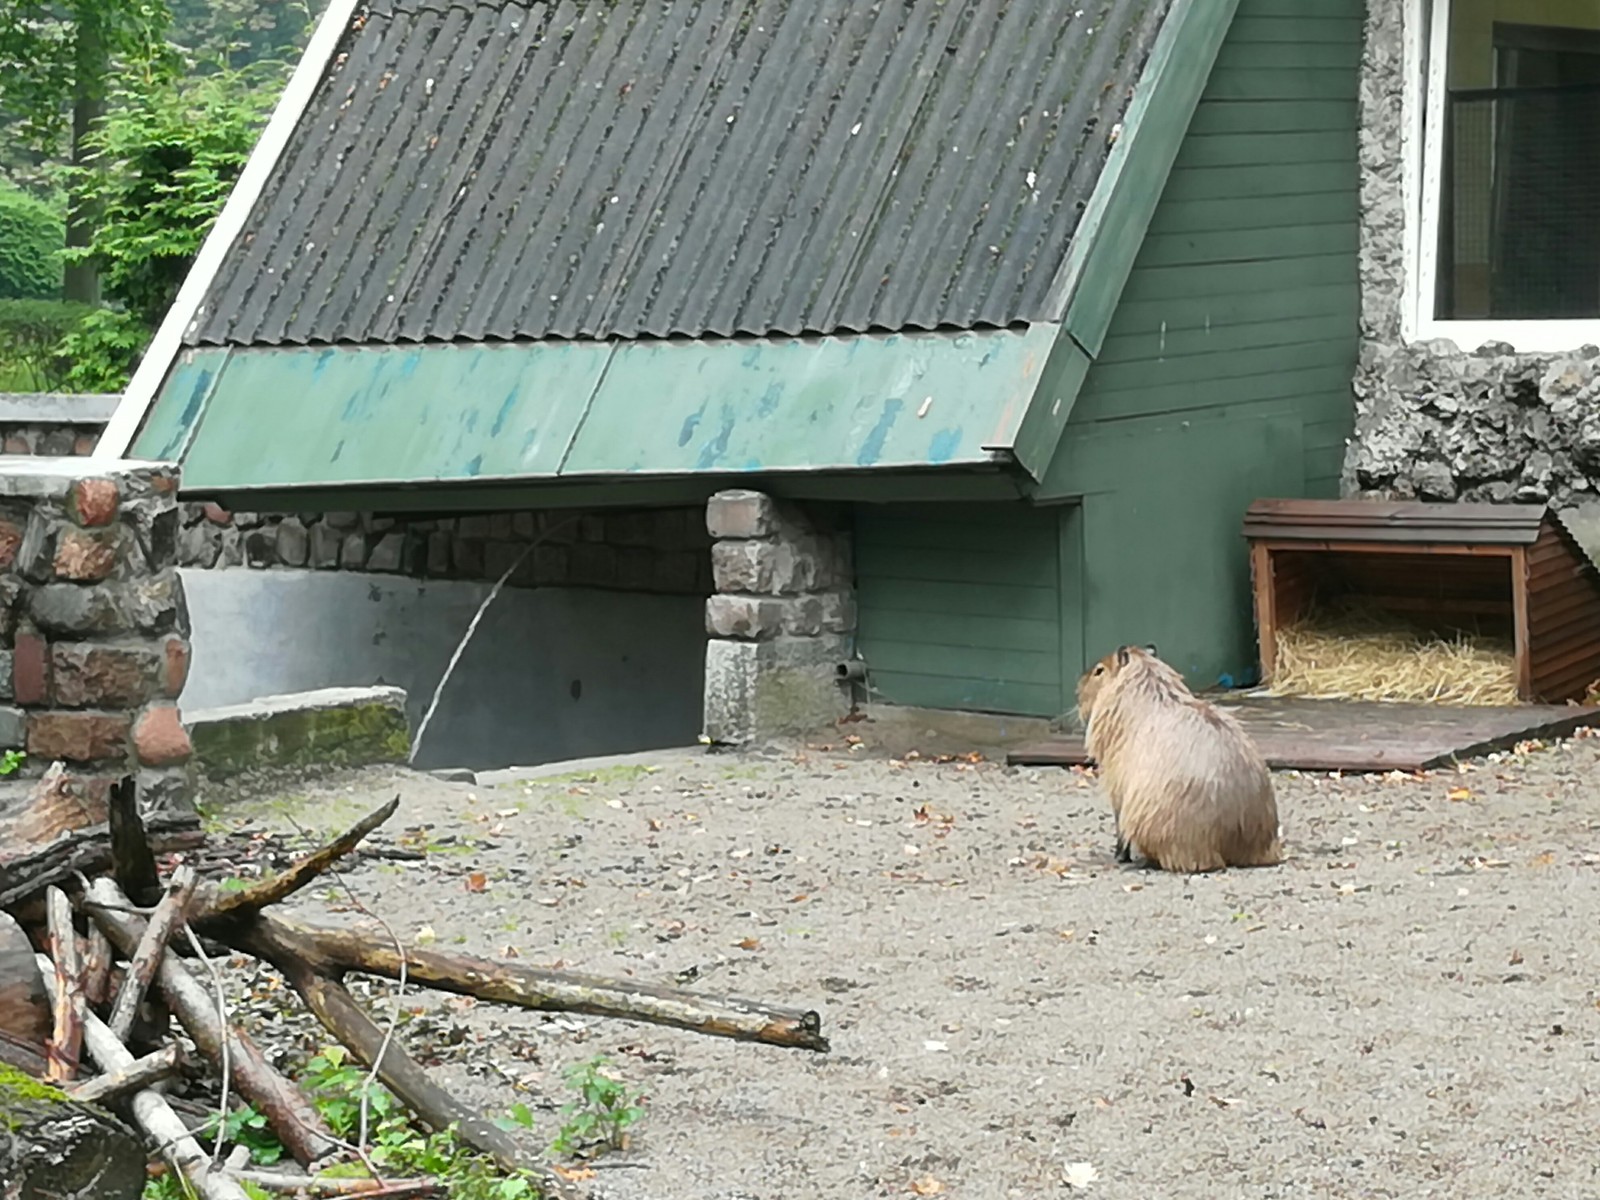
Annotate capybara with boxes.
[1075,643,1280,873]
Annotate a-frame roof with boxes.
[188,0,1172,349]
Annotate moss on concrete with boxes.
[191,695,411,781]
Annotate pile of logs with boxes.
[0,771,829,1200]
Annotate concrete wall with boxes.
[1346,0,1600,506]
[179,567,708,772]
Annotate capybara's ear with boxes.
[1116,645,1130,667]
[1144,643,1158,657]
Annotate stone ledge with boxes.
[186,686,411,780]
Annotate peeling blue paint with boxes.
[856,398,903,467]
[398,352,422,379]
[490,388,518,436]
[311,349,336,381]
[756,383,783,417]
[696,405,736,469]
[678,402,706,447]
[928,427,963,463]
[463,454,483,476]
[330,439,345,463]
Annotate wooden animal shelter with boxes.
[1242,499,1600,705]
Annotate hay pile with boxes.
[1273,599,1519,706]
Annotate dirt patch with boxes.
[200,732,1600,1199]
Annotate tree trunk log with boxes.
[0,910,51,1054]
[0,1065,145,1200]
[83,877,342,1166]
[37,954,252,1200]
[231,914,830,1052]
[45,885,84,1082]
[68,1043,181,1105]
[105,864,197,1041]
[107,776,163,908]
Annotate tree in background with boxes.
[0,182,65,299]
[0,0,179,303]
[56,57,288,388]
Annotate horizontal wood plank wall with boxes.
[852,503,1064,717]
[1045,0,1362,688]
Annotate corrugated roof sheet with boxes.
[189,0,1171,348]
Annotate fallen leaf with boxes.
[553,1165,596,1182]
[909,1177,944,1196]
[647,817,664,832]
[465,872,488,893]
[1509,948,1524,965]
[1447,787,1473,802]
[415,925,437,944]
[736,937,761,951]
[1063,1161,1100,1189]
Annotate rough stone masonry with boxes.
[701,490,855,745]
[0,459,193,817]
[1346,0,1600,508]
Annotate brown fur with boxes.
[1076,644,1280,873]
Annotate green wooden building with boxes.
[100,0,1362,741]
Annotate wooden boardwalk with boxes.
[1005,695,1600,774]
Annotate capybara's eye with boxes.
[1093,665,1104,676]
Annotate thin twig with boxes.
[409,516,578,763]
[183,922,233,1164]
[283,813,409,1159]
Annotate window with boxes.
[1413,1,1600,350]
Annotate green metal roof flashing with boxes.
[138,327,1057,491]
[132,0,1238,497]
[1014,0,1242,483]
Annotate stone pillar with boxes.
[0,460,193,816]
[701,490,856,746]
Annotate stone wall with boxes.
[0,459,192,816]
[701,489,855,745]
[0,406,712,595]
[177,504,713,594]
[1345,0,1600,507]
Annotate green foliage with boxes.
[0,750,26,776]
[0,184,65,299]
[145,1043,545,1200]
[0,299,93,389]
[54,305,146,391]
[545,1055,646,1159]
[0,0,180,156]
[65,62,285,327]
[169,0,319,72]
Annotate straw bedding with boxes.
[1272,599,1519,706]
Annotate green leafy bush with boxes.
[0,299,93,390]
[55,307,149,392]
[0,184,64,300]
[65,62,286,327]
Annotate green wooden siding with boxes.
[1039,0,1361,687]
[851,0,1362,716]
[853,503,1071,717]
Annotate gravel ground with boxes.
[202,726,1600,1200]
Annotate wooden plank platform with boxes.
[1006,695,1600,774]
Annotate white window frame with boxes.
[1406,0,1600,354]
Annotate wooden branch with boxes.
[84,878,341,1166]
[0,817,204,911]
[36,952,252,1200]
[231,1171,445,1197]
[68,1043,182,1104]
[45,886,83,1082]
[106,865,198,1041]
[239,917,830,1052]
[0,910,52,1054]
[283,965,559,1189]
[108,775,163,908]
[205,797,401,920]
[83,923,114,1009]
